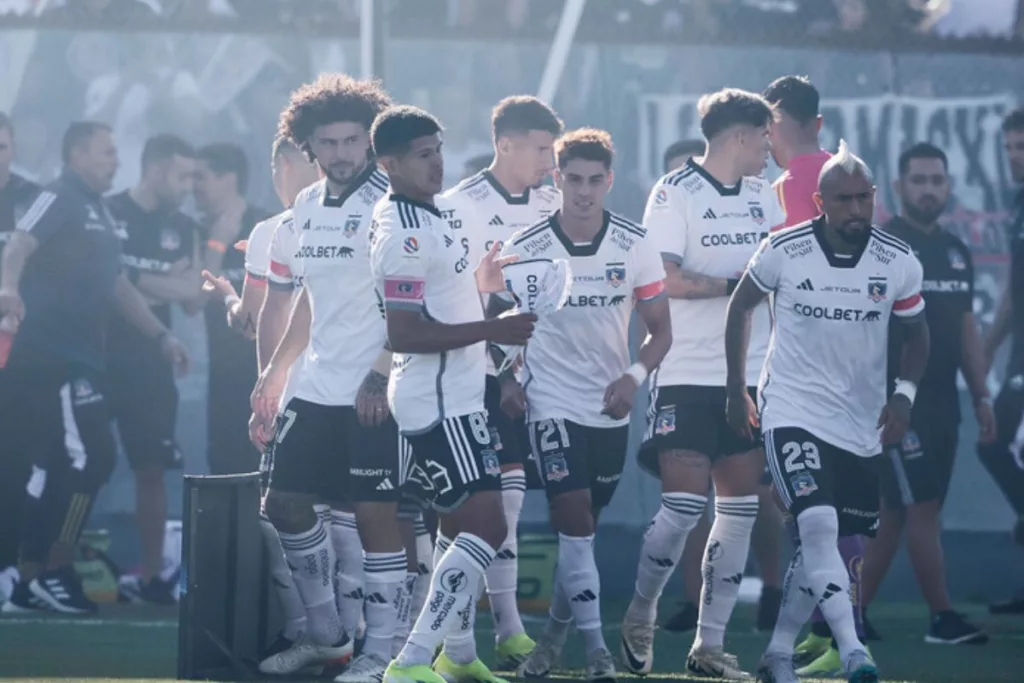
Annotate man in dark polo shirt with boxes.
[0,121,188,614]
[0,112,40,602]
[860,143,991,644]
[107,134,203,606]
[194,143,269,475]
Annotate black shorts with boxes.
[108,364,181,471]
[764,427,882,537]
[639,385,760,477]
[526,418,629,509]
[483,376,543,490]
[879,408,958,509]
[403,411,503,513]
[266,398,404,502]
[978,374,1024,516]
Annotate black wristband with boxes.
[726,278,740,295]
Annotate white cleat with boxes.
[620,617,655,675]
[258,636,353,675]
[335,652,388,683]
[755,651,799,683]
[686,646,753,680]
[586,647,616,683]
[0,566,20,605]
[517,632,564,678]
[844,648,880,683]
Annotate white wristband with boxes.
[894,379,917,405]
[625,362,648,386]
[224,294,241,309]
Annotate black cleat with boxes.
[662,601,699,632]
[925,611,988,645]
[29,567,97,614]
[757,585,783,631]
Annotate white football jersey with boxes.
[370,193,488,434]
[749,220,925,457]
[245,208,290,279]
[441,171,560,375]
[501,210,666,428]
[266,168,390,406]
[644,159,784,387]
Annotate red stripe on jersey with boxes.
[634,279,666,301]
[384,278,425,302]
[269,260,291,277]
[245,273,267,288]
[893,293,922,311]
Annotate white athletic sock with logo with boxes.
[394,516,435,655]
[259,515,307,641]
[557,533,606,655]
[279,519,342,646]
[629,492,707,624]
[330,510,364,639]
[396,533,495,668]
[392,571,417,657]
[362,550,407,659]
[543,564,573,646]
[489,469,526,642]
[694,495,758,651]
[767,546,818,655]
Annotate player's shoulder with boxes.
[293,179,327,207]
[658,164,703,196]
[364,168,389,196]
[376,193,445,232]
[254,208,291,236]
[869,226,913,256]
[442,171,491,203]
[741,173,771,198]
[767,219,815,249]
[531,183,561,207]
[606,210,648,250]
[508,212,556,247]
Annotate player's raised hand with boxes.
[602,374,639,420]
[252,364,288,422]
[475,240,519,294]
[484,313,537,345]
[500,378,527,418]
[248,412,273,451]
[726,385,758,441]
[877,393,912,445]
[355,369,390,427]
[201,269,237,299]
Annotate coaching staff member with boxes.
[0,121,188,614]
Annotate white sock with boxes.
[694,495,758,651]
[363,550,407,659]
[767,546,817,655]
[330,510,364,640]
[433,532,451,572]
[394,517,435,655]
[396,533,495,668]
[629,492,707,624]
[798,506,864,661]
[544,566,573,646]
[442,572,483,665]
[392,571,417,657]
[557,533,605,655]
[315,505,336,592]
[279,519,342,646]
[259,515,307,641]
[489,469,526,642]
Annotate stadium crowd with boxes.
[1,61,1024,683]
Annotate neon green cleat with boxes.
[493,632,536,671]
[795,645,843,678]
[433,652,509,683]
[383,661,448,683]
[792,632,831,667]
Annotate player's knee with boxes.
[659,449,712,494]
[451,490,507,550]
[795,505,839,550]
[264,490,316,531]
[549,489,595,537]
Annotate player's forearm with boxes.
[636,323,671,376]
[386,311,491,354]
[897,317,930,386]
[229,278,266,341]
[724,277,766,389]
[983,289,1012,362]
[0,231,37,293]
[664,266,731,300]
[263,289,307,374]
[114,274,171,340]
[136,270,203,304]
[960,312,991,403]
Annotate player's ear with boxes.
[606,169,614,193]
[812,191,824,212]
[815,115,823,134]
[378,155,399,177]
[553,169,564,190]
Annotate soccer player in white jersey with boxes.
[725,142,929,683]
[367,105,537,683]
[440,95,563,668]
[248,75,407,681]
[623,89,784,680]
[502,129,672,683]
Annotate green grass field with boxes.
[0,601,1022,682]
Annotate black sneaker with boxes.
[1,581,49,613]
[662,601,699,632]
[989,592,1024,615]
[135,576,178,606]
[925,611,988,645]
[756,585,782,631]
[29,566,97,614]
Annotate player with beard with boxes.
[981,107,1024,615]
[852,143,991,651]
[727,142,928,683]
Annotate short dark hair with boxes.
[697,88,772,141]
[555,128,614,170]
[663,139,704,172]
[141,133,195,170]
[197,143,249,194]
[0,112,12,137]
[61,121,112,164]
[763,75,820,125]
[491,96,564,142]
[278,74,392,154]
[1003,107,1024,134]
[272,133,300,163]
[370,106,443,159]
[898,142,948,176]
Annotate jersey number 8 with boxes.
[782,441,821,473]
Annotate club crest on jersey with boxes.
[867,277,888,302]
[160,228,181,251]
[343,216,361,238]
[654,188,669,205]
[749,203,765,224]
[948,248,966,270]
[791,471,818,497]
[654,406,676,436]
[403,237,419,254]
[544,453,569,482]
[605,263,626,288]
